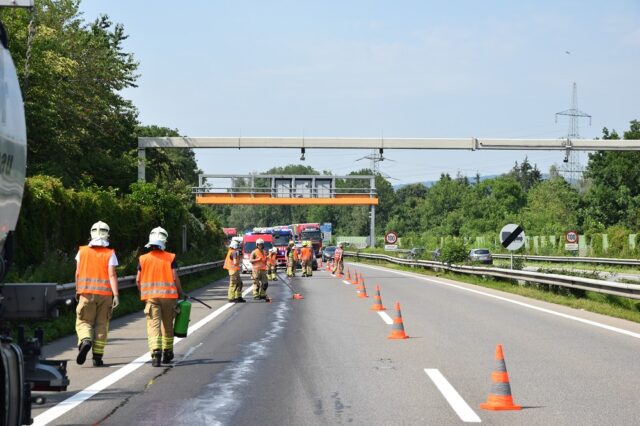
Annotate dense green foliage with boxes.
[2,2,223,281]
[9,176,225,282]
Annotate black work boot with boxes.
[235,297,246,303]
[92,354,104,367]
[162,349,174,364]
[76,339,92,365]
[151,349,162,367]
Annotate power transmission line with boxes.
[555,82,592,184]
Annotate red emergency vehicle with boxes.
[241,233,274,274]
[290,223,322,257]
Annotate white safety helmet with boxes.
[338,242,343,248]
[256,238,264,245]
[146,226,168,249]
[90,221,110,240]
[229,240,239,249]
[270,247,278,253]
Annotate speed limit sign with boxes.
[385,232,398,245]
[565,231,579,244]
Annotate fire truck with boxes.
[240,233,274,274]
[289,223,322,257]
[252,227,292,268]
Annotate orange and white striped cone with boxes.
[357,281,369,298]
[480,344,521,411]
[387,302,409,339]
[346,268,351,282]
[370,285,386,311]
[356,274,365,291]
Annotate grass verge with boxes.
[351,258,640,324]
[7,268,227,344]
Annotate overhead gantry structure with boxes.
[137,136,640,181]
[194,174,377,206]
[138,136,640,248]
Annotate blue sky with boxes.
[80,0,640,183]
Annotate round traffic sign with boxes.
[385,231,398,245]
[500,224,525,251]
[565,231,579,244]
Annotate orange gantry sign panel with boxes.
[196,193,379,205]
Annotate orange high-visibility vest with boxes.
[334,248,343,261]
[287,247,298,261]
[267,252,277,266]
[76,246,114,296]
[251,248,267,270]
[139,250,178,300]
[301,247,313,261]
[224,248,240,272]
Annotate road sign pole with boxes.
[510,252,513,270]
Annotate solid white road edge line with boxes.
[378,311,393,325]
[352,262,640,340]
[32,287,252,426]
[424,369,482,423]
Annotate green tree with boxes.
[508,157,542,192]
[4,1,140,191]
[387,183,428,234]
[419,174,470,236]
[522,177,579,234]
[458,176,524,236]
[582,120,640,228]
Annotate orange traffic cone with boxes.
[293,293,304,300]
[350,271,358,284]
[370,285,386,311]
[357,281,369,298]
[480,344,521,411]
[326,260,331,271]
[356,273,366,290]
[387,302,409,339]
[346,268,351,281]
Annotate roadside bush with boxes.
[606,225,633,257]
[10,176,224,281]
[440,238,468,264]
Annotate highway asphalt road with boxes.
[30,262,640,425]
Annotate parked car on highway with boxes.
[322,246,336,262]
[469,248,493,265]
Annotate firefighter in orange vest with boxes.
[333,242,344,276]
[300,241,314,277]
[224,240,244,303]
[136,227,184,367]
[74,221,120,367]
[267,247,278,281]
[250,238,269,300]
[286,240,298,277]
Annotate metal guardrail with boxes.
[492,254,640,266]
[55,261,224,300]
[344,251,640,300]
